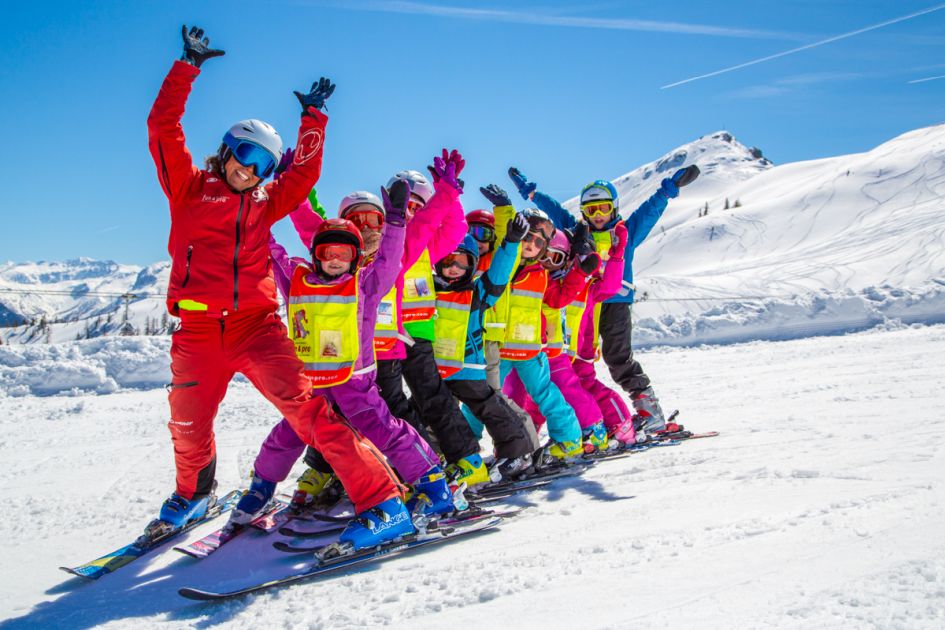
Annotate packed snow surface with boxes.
[1,323,943,628]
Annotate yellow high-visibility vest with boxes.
[499,267,546,361]
[432,290,477,378]
[401,248,436,324]
[287,266,360,388]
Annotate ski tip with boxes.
[178,587,219,601]
[59,566,102,580]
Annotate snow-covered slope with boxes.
[2,324,943,627]
[561,125,945,346]
[0,260,172,344]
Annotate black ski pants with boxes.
[599,301,651,394]
[444,379,533,459]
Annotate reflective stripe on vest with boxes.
[432,290,474,378]
[591,230,613,261]
[564,284,590,358]
[499,267,547,361]
[401,248,436,324]
[373,285,399,353]
[288,266,360,388]
[542,302,565,359]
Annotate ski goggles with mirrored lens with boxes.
[542,248,568,268]
[468,225,495,243]
[345,209,384,230]
[523,232,547,249]
[440,253,472,270]
[224,136,278,178]
[581,200,615,218]
[407,198,425,215]
[314,243,358,262]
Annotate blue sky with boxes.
[2,0,944,264]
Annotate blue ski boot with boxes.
[339,497,415,550]
[229,474,277,526]
[159,492,212,528]
[405,466,455,517]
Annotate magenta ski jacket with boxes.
[575,256,626,360]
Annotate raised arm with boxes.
[361,182,409,299]
[147,26,226,209]
[590,222,628,300]
[508,167,576,231]
[264,78,336,224]
[479,213,528,308]
[288,195,325,250]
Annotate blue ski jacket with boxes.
[532,188,669,303]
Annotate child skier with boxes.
[431,217,536,478]
[477,185,590,461]
[373,157,495,486]
[508,164,699,436]
[518,223,636,447]
[147,25,403,547]
[230,178,455,530]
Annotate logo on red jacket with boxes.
[252,187,269,203]
[295,129,324,165]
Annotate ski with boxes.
[173,498,291,559]
[179,516,503,601]
[275,505,522,549]
[60,489,242,580]
[470,461,594,501]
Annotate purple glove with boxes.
[274,146,295,177]
[427,148,465,192]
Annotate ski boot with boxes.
[158,490,213,528]
[446,453,491,488]
[491,453,532,481]
[229,474,277,526]
[405,466,456,518]
[291,468,343,510]
[337,497,415,551]
[630,387,666,434]
[547,438,584,462]
[581,421,612,454]
[608,416,638,447]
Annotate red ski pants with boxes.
[167,308,402,512]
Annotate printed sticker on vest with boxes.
[407,277,432,299]
[433,337,457,358]
[377,302,394,326]
[319,331,343,358]
[512,323,535,341]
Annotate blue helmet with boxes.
[580,180,619,212]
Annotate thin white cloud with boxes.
[305,1,801,40]
[727,72,868,99]
[662,3,945,89]
[908,74,945,84]
[98,226,119,234]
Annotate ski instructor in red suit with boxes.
[146,25,403,535]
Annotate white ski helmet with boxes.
[339,190,385,217]
[387,170,434,204]
[221,119,283,178]
[579,180,619,211]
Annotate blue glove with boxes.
[659,178,679,199]
[508,167,537,201]
[294,77,336,115]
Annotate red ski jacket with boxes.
[148,60,329,317]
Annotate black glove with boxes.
[505,213,530,243]
[569,222,595,258]
[578,253,601,275]
[181,25,225,68]
[480,184,511,207]
[294,77,336,115]
[672,164,700,188]
[382,179,410,227]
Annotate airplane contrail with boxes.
[908,74,945,84]
[662,3,945,89]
